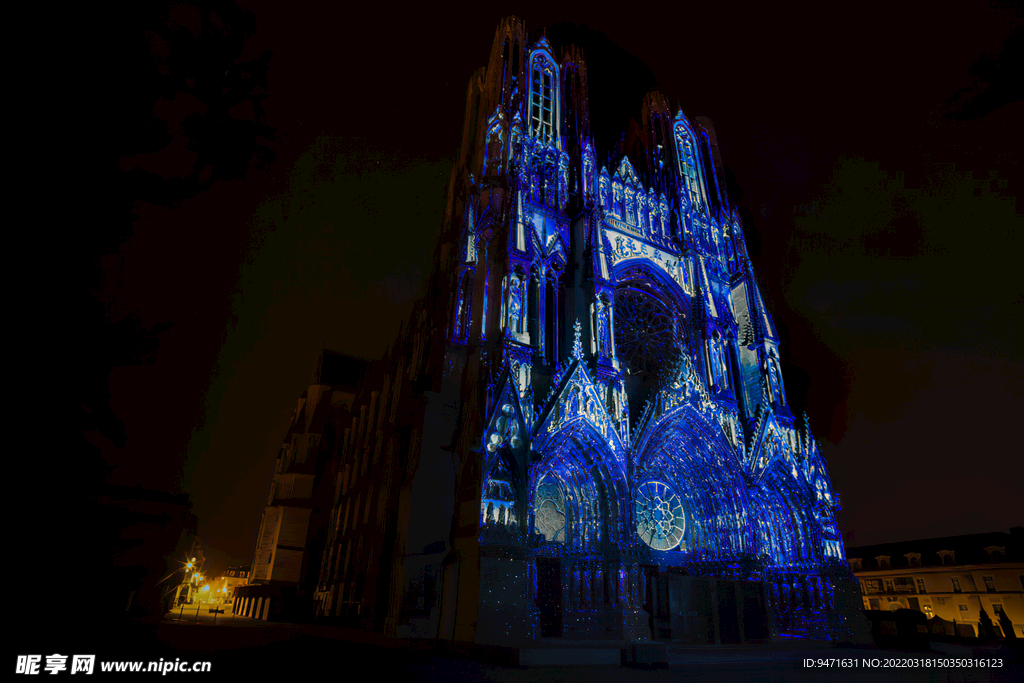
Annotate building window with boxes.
[993,604,1005,617]
[876,555,891,570]
[675,124,705,212]
[985,546,1006,562]
[905,553,921,568]
[868,598,880,610]
[983,576,996,592]
[530,57,555,143]
[952,577,962,593]
[850,558,862,571]
[937,550,955,566]
[885,579,894,594]
[916,578,927,594]
[958,604,968,612]
[893,577,915,593]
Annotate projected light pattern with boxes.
[534,476,566,543]
[635,480,685,550]
[427,19,861,645]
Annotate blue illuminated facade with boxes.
[316,17,868,646]
[430,18,868,646]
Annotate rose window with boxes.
[613,288,680,377]
[635,480,685,550]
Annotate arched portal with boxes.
[531,418,627,550]
[633,404,748,561]
[530,417,629,637]
[749,463,820,569]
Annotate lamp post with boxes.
[193,575,205,622]
[174,558,197,621]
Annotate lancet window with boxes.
[675,125,704,212]
[530,55,556,143]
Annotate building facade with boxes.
[850,529,1023,639]
[213,566,249,605]
[306,17,866,645]
[237,350,367,621]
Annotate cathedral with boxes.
[258,17,867,646]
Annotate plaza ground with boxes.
[13,603,1022,681]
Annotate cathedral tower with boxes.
[314,18,867,647]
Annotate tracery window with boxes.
[613,288,680,377]
[676,126,703,211]
[635,480,685,550]
[530,56,555,143]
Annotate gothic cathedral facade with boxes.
[313,17,866,645]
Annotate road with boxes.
[11,606,1021,681]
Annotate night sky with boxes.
[73,2,1021,577]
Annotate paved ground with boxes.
[12,607,1022,681]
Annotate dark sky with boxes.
[82,2,1021,575]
